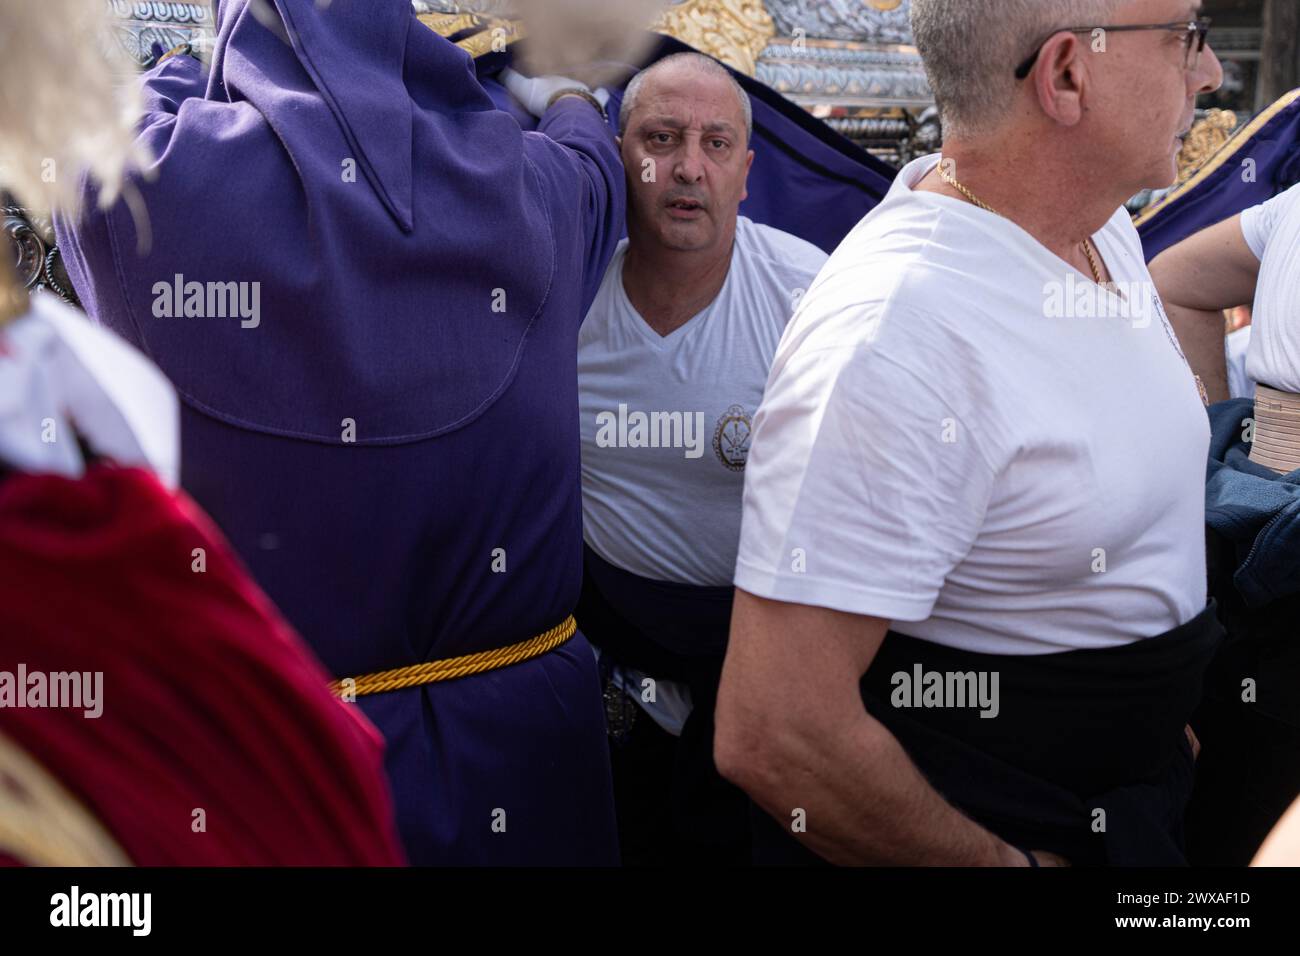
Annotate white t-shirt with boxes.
[734,155,1210,656]
[579,216,828,587]
[1240,183,1300,392]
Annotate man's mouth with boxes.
[666,197,705,218]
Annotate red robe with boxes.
[0,464,404,865]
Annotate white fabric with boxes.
[1240,183,1300,393]
[1226,326,1256,400]
[734,155,1210,656]
[0,292,178,485]
[579,216,828,586]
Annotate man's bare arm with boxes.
[1149,215,1261,404]
[714,589,1047,866]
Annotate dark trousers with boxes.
[606,695,750,867]
[1186,695,1300,865]
[579,546,751,867]
[1193,529,1300,864]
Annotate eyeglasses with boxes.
[1014,18,1213,80]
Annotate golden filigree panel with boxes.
[652,0,776,76]
[416,12,484,38]
[416,12,526,57]
[1177,109,1239,184]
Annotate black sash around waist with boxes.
[580,544,1225,865]
[757,602,1226,866]
[576,544,746,848]
[576,544,734,688]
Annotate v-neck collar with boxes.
[616,241,739,350]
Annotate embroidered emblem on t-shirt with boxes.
[713,404,753,471]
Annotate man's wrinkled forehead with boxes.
[630,70,745,133]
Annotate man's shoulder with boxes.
[734,217,828,281]
[808,204,964,316]
[1254,180,1300,230]
[789,205,1017,362]
[1267,180,1300,208]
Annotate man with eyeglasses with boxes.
[716,0,1225,866]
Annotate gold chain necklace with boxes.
[937,161,1210,407]
[939,162,1103,285]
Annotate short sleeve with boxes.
[734,335,999,623]
[1239,184,1300,261]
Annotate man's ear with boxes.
[1035,32,1087,127]
[741,149,755,202]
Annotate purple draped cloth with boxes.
[55,0,625,865]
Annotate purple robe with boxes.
[55,0,625,865]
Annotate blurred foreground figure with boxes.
[0,0,142,215]
[1253,795,1300,866]
[717,0,1225,866]
[56,0,626,864]
[512,0,663,87]
[0,1,403,865]
[0,443,405,866]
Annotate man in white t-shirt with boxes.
[575,52,827,864]
[715,0,1224,867]
[1153,183,1300,469]
[1153,182,1300,404]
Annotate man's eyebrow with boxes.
[703,121,738,135]
[639,116,686,130]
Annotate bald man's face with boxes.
[620,65,754,256]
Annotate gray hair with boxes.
[618,52,753,143]
[910,0,1123,139]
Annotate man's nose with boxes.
[1194,43,1224,97]
[673,140,705,184]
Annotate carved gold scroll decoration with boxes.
[416,12,484,38]
[651,0,776,76]
[456,19,527,58]
[416,12,526,57]
[1134,90,1300,228]
[1176,109,1239,184]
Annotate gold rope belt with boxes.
[328,615,577,698]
